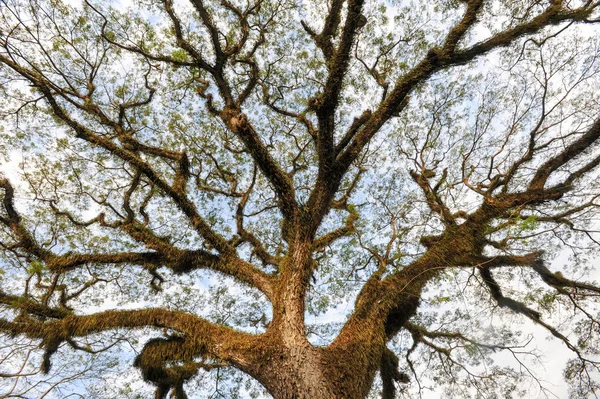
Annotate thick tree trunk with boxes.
[242,231,385,398]
[249,340,383,399]
[240,290,385,397]
[258,345,336,398]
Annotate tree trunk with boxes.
[248,340,383,399]
[242,232,385,398]
[257,345,336,398]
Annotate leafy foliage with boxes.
[1,0,600,398]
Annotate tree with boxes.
[1,0,600,397]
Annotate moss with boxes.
[381,347,409,399]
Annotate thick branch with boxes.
[441,0,484,54]
[479,265,577,351]
[1,178,274,297]
[529,117,600,190]
[0,53,236,256]
[338,3,598,174]
[0,290,71,319]
[221,109,298,221]
[301,0,345,61]
[479,253,600,295]
[0,308,255,373]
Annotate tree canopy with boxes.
[1,0,600,397]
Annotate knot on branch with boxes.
[308,95,324,111]
[134,336,198,399]
[229,112,249,131]
[356,14,368,29]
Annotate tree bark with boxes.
[247,339,383,399]
[244,233,385,399]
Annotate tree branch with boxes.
[0,307,255,376]
[529,117,600,190]
[1,178,274,297]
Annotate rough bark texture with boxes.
[2,0,600,398]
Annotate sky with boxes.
[1,0,600,398]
